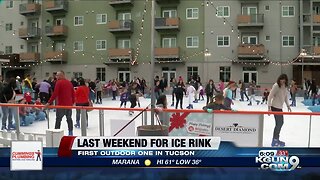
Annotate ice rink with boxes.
[18,94,320,148]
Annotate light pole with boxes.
[300,49,307,86]
[204,48,211,82]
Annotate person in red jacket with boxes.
[74,77,91,128]
[45,70,75,136]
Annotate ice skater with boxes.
[186,83,196,109]
[223,81,236,109]
[248,81,260,106]
[261,89,269,104]
[119,88,128,108]
[268,74,291,147]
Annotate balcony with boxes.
[109,0,133,7]
[107,48,132,63]
[301,46,320,56]
[44,51,68,62]
[45,0,68,13]
[108,20,133,33]
[155,18,180,31]
[155,47,181,61]
[156,0,180,4]
[45,25,68,37]
[237,44,265,61]
[237,14,264,28]
[19,3,41,16]
[18,27,41,39]
[19,52,40,63]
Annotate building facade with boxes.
[204,0,300,87]
[0,0,205,86]
[1,0,318,86]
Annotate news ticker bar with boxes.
[2,142,320,168]
[1,156,320,167]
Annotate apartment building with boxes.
[293,0,320,85]
[0,0,204,85]
[204,0,300,86]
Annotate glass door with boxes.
[118,71,131,83]
[243,71,258,83]
[162,71,176,86]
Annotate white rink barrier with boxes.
[0,130,46,147]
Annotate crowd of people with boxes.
[1,70,320,147]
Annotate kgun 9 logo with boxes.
[256,150,300,171]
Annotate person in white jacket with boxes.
[186,83,196,109]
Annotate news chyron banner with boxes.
[58,136,220,167]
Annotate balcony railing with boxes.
[45,25,68,37]
[109,0,133,6]
[108,20,133,32]
[155,47,180,60]
[237,14,264,27]
[19,3,41,15]
[108,48,132,61]
[238,44,265,59]
[18,27,41,39]
[44,51,68,62]
[45,0,68,12]
[155,18,180,30]
[19,52,40,62]
[302,46,320,56]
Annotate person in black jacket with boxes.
[205,79,218,105]
[308,79,318,106]
[1,78,17,130]
[128,82,141,115]
[203,93,231,112]
[175,78,185,109]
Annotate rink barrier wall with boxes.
[0,103,318,147]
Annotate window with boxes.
[217,35,230,47]
[186,36,199,48]
[56,19,63,26]
[117,39,131,49]
[162,10,177,18]
[73,72,83,78]
[313,36,320,46]
[118,12,131,20]
[282,36,295,47]
[162,37,176,48]
[313,6,320,15]
[30,44,38,52]
[242,36,257,44]
[265,5,270,11]
[96,40,107,50]
[74,41,84,51]
[219,66,231,82]
[20,45,24,49]
[5,23,12,31]
[187,67,198,81]
[265,35,270,41]
[74,16,84,26]
[216,6,230,17]
[186,8,199,19]
[96,68,106,81]
[5,46,12,54]
[96,14,107,24]
[282,6,294,17]
[6,1,13,8]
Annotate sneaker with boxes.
[271,139,285,147]
[74,124,80,129]
[68,131,73,136]
[8,124,16,130]
[186,105,190,109]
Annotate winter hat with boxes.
[227,81,236,87]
